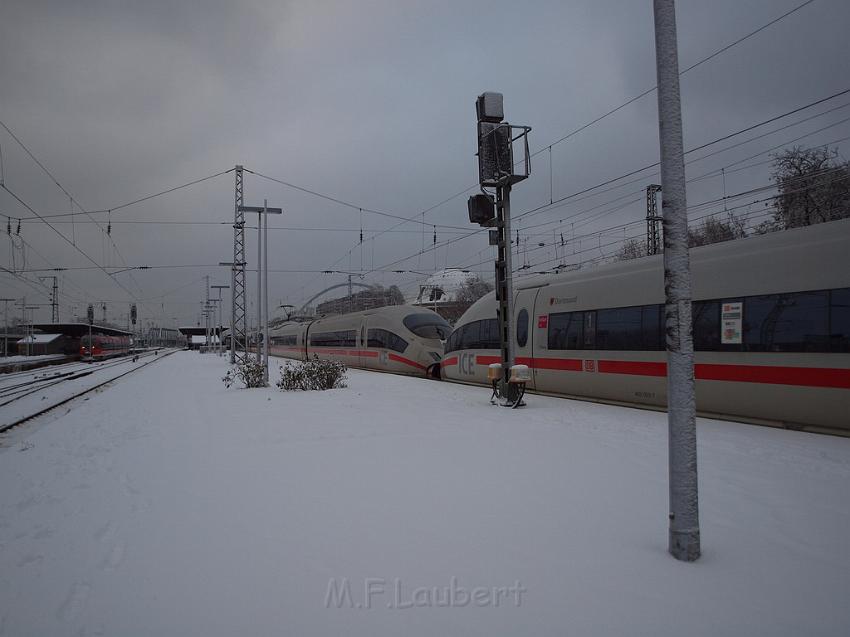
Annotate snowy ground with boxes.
[0,351,848,636]
[0,351,170,430]
[0,354,67,367]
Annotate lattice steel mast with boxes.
[230,165,248,363]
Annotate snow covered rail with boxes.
[0,350,175,433]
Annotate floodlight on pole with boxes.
[238,202,282,385]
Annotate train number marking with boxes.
[583,359,596,373]
[537,315,548,328]
[379,350,389,365]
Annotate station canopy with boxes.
[31,323,132,337]
[178,326,224,337]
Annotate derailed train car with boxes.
[268,305,450,377]
[442,218,850,434]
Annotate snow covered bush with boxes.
[222,358,267,389]
[277,356,347,391]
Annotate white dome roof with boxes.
[410,269,476,305]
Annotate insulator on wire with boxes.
[6,217,10,235]
[433,226,436,245]
[16,219,21,235]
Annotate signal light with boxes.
[467,193,496,226]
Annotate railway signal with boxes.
[468,92,531,406]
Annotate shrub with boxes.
[223,358,267,389]
[277,356,347,391]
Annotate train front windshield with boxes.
[403,313,452,340]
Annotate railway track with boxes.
[0,350,175,434]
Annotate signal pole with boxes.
[468,92,531,405]
[653,0,701,562]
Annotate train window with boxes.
[516,309,529,347]
[641,304,664,350]
[830,288,850,352]
[692,301,720,350]
[368,328,408,353]
[597,306,642,350]
[271,334,297,346]
[483,319,500,349]
[583,311,596,348]
[744,292,829,352]
[460,321,480,349]
[548,312,582,350]
[445,329,458,353]
[310,330,356,347]
[403,313,452,340]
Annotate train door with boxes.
[513,288,541,390]
[358,319,367,369]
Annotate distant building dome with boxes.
[410,268,476,307]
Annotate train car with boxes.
[442,218,850,434]
[80,334,131,362]
[268,305,450,377]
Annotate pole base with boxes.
[669,527,700,562]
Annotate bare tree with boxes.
[455,276,493,306]
[687,213,747,247]
[615,238,648,261]
[767,146,850,230]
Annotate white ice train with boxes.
[267,305,451,377]
[442,218,850,434]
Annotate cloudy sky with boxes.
[1,0,848,328]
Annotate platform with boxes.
[1,351,848,635]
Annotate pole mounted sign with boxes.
[87,304,94,325]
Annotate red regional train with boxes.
[267,305,450,377]
[442,218,850,434]
[80,334,132,362]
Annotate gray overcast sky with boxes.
[1,0,848,327]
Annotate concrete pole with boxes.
[263,199,270,384]
[653,0,700,562]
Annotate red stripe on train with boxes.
[388,353,426,370]
[695,363,850,389]
[443,353,850,389]
[597,360,667,376]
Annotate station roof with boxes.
[32,323,132,337]
[17,333,62,344]
[178,326,224,336]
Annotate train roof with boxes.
[509,217,850,292]
[457,217,850,325]
[269,304,448,332]
[32,323,132,337]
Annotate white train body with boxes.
[442,219,850,434]
[268,305,449,377]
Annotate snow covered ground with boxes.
[1,351,848,636]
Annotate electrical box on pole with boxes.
[468,92,531,407]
